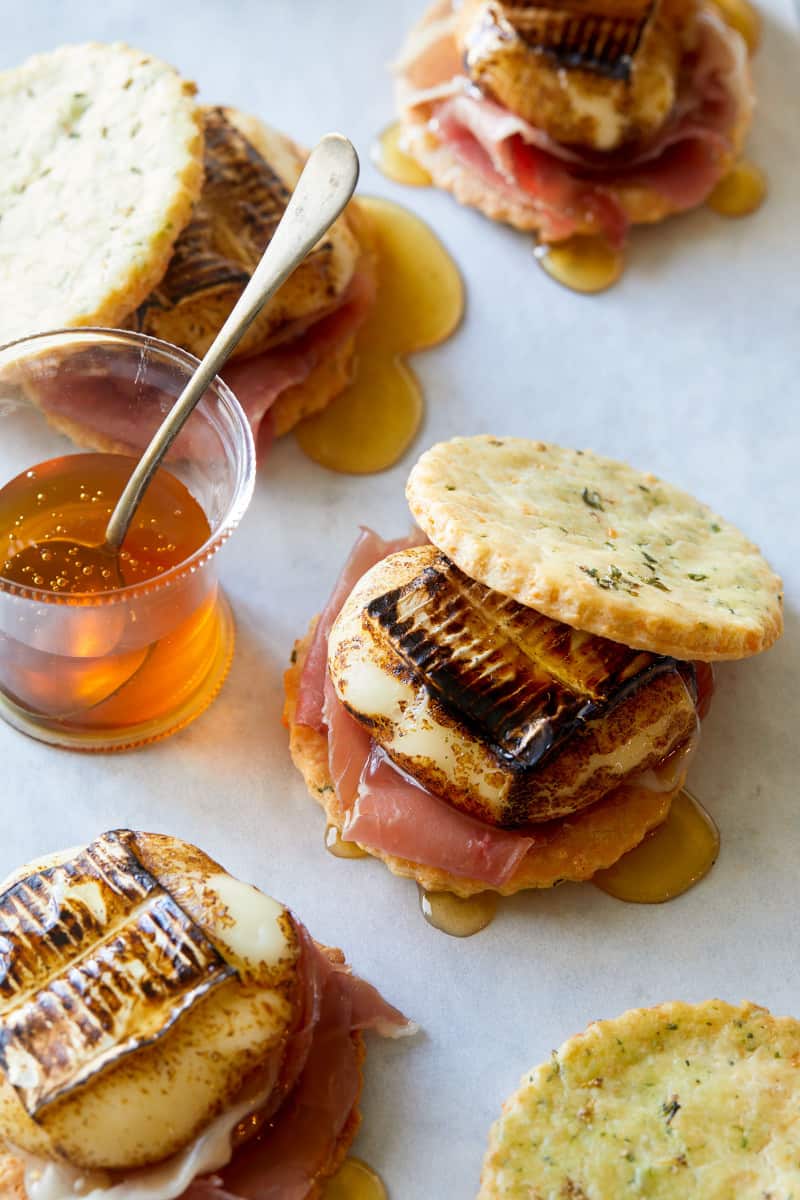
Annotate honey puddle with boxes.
[372,122,432,187]
[712,0,761,50]
[295,196,463,474]
[322,1158,387,1200]
[418,886,498,937]
[707,161,767,218]
[325,825,369,860]
[535,235,624,295]
[593,789,720,904]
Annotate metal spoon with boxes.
[9,133,360,594]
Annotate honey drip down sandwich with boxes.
[0,831,411,1200]
[393,0,757,249]
[284,436,781,898]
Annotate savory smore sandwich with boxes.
[0,830,410,1199]
[0,43,375,454]
[285,436,781,896]
[394,0,755,247]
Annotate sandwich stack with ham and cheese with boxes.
[394,0,755,248]
[0,830,411,1200]
[0,43,376,457]
[285,436,781,897]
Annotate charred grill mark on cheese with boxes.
[0,832,235,1117]
[365,554,684,775]
[135,107,290,318]
[473,0,656,80]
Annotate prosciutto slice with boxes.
[181,920,409,1200]
[28,263,374,466]
[399,4,751,244]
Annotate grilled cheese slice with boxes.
[328,546,697,825]
[0,832,298,1172]
[456,0,696,150]
[132,106,361,360]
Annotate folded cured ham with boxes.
[0,831,411,1200]
[285,436,782,898]
[395,0,754,245]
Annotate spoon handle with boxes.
[104,133,360,553]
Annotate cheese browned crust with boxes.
[328,545,697,825]
[0,833,299,1172]
[285,622,677,898]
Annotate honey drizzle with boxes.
[372,122,432,187]
[295,197,463,474]
[418,886,498,937]
[321,1158,387,1200]
[325,825,369,859]
[707,161,767,218]
[592,789,719,904]
[535,235,624,294]
[711,0,761,51]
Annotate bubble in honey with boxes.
[707,161,766,218]
[418,886,498,937]
[372,121,432,187]
[593,789,719,903]
[535,235,624,294]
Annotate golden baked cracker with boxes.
[396,2,751,235]
[284,623,675,898]
[134,106,363,362]
[479,1000,800,1199]
[0,43,204,346]
[0,1153,25,1199]
[406,436,782,661]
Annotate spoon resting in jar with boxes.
[5,133,360,594]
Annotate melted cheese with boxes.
[21,1074,273,1200]
[205,873,289,969]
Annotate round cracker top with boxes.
[406,436,782,661]
[0,43,204,346]
[478,999,800,1199]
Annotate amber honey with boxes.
[707,160,767,218]
[535,235,624,294]
[0,452,230,746]
[295,197,463,474]
[322,1158,387,1200]
[325,824,369,859]
[593,789,720,903]
[418,886,498,937]
[372,121,433,187]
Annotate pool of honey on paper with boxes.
[295,196,463,474]
[0,452,226,738]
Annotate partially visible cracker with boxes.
[406,436,782,661]
[0,1152,25,1199]
[0,43,204,346]
[284,623,675,898]
[479,1000,800,1199]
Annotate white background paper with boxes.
[2,3,799,1197]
